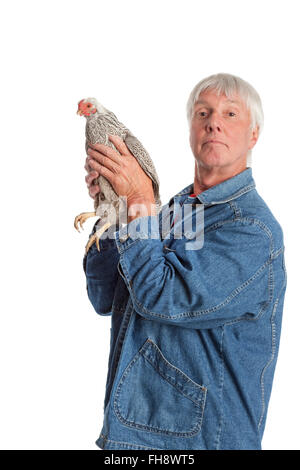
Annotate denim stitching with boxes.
[271,246,284,260]
[214,326,225,450]
[116,236,140,254]
[114,385,205,437]
[120,217,276,321]
[142,354,207,409]
[110,306,126,313]
[258,260,274,430]
[246,256,274,323]
[258,264,275,429]
[227,200,242,219]
[113,339,207,436]
[205,217,273,252]
[201,183,256,205]
[142,340,207,399]
[172,179,254,202]
[258,256,287,430]
[97,434,162,450]
[225,248,277,328]
[129,257,271,320]
[113,349,206,436]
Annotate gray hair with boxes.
[186,73,264,166]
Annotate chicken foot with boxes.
[74,211,96,231]
[85,222,112,254]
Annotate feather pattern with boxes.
[82,99,162,234]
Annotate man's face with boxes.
[189,89,258,170]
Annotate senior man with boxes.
[83,73,287,450]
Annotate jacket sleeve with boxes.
[113,214,278,329]
[83,221,120,316]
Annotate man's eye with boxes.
[228,112,236,117]
[196,111,207,117]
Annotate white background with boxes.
[0,0,298,450]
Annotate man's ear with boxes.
[249,125,259,150]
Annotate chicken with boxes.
[74,98,162,254]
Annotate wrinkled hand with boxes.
[86,135,155,204]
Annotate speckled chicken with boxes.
[74,98,162,254]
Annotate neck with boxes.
[193,160,247,195]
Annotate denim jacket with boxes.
[83,167,287,450]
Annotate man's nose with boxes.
[205,112,222,132]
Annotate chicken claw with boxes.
[85,232,99,254]
[74,211,96,232]
[85,222,112,254]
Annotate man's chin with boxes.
[196,154,227,169]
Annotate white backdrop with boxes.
[0,0,298,450]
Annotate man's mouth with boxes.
[204,140,225,145]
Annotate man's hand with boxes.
[86,135,156,221]
[86,135,155,204]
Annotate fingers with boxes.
[85,170,99,186]
[89,184,100,199]
[108,134,131,156]
[84,156,93,173]
[87,148,119,174]
[86,171,100,199]
[88,141,123,164]
[84,155,100,199]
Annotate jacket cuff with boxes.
[114,215,161,254]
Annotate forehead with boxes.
[194,89,246,109]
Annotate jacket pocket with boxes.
[113,338,207,436]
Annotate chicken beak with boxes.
[77,110,82,115]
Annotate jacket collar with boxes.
[170,167,256,206]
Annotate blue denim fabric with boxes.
[83,167,287,450]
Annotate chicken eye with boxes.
[87,104,91,108]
